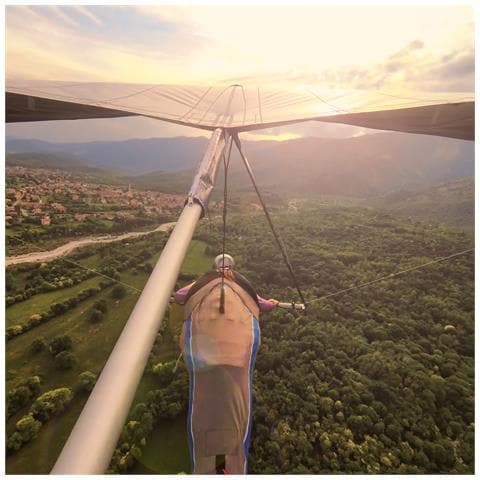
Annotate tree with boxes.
[152,362,175,386]
[112,285,127,299]
[89,308,105,323]
[30,387,73,422]
[30,338,46,354]
[49,335,73,355]
[15,414,42,442]
[76,371,97,392]
[6,325,23,340]
[6,295,15,306]
[54,351,77,371]
[25,376,42,397]
[7,386,31,417]
[6,270,16,293]
[93,299,108,313]
[319,397,334,415]
[6,432,23,453]
[50,302,68,316]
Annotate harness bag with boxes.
[180,277,260,368]
[181,276,261,473]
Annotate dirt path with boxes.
[6,222,176,266]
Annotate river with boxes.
[6,222,177,267]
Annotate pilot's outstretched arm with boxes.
[257,295,279,312]
[174,282,194,305]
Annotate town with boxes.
[5,166,184,227]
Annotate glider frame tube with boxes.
[50,128,228,474]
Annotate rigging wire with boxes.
[232,132,306,306]
[307,89,351,115]
[306,248,474,306]
[219,134,234,313]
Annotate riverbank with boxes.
[6,222,176,266]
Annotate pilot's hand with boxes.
[268,298,280,307]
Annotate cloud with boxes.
[49,5,79,28]
[14,6,44,21]
[72,6,103,26]
[432,48,474,79]
[388,39,424,61]
[6,5,474,90]
[6,5,214,84]
[399,43,475,93]
[130,5,188,26]
[307,36,474,94]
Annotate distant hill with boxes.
[5,152,127,186]
[6,133,474,197]
[126,169,194,194]
[225,133,474,197]
[6,136,209,174]
[367,177,474,228]
[6,152,104,174]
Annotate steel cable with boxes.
[232,132,306,306]
[306,248,474,305]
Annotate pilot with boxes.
[174,254,278,474]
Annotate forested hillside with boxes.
[368,177,474,228]
[192,203,474,474]
[6,152,105,173]
[225,134,474,197]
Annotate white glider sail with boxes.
[6,80,474,140]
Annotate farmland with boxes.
[6,235,211,474]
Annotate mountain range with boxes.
[6,132,474,198]
[6,136,209,174]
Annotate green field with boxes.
[5,236,212,474]
[6,276,104,328]
[180,239,213,273]
[130,414,190,474]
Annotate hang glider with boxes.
[6,80,474,140]
[5,77,474,475]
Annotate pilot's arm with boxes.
[257,295,279,313]
[174,282,194,305]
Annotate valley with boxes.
[4,139,474,474]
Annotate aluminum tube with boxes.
[277,302,305,311]
[50,203,201,474]
[51,129,226,474]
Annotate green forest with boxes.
[196,202,474,474]
[5,200,474,474]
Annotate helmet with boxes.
[214,254,235,270]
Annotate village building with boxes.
[51,203,66,213]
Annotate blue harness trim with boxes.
[184,314,196,473]
[242,316,260,473]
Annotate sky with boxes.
[4,2,475,142]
